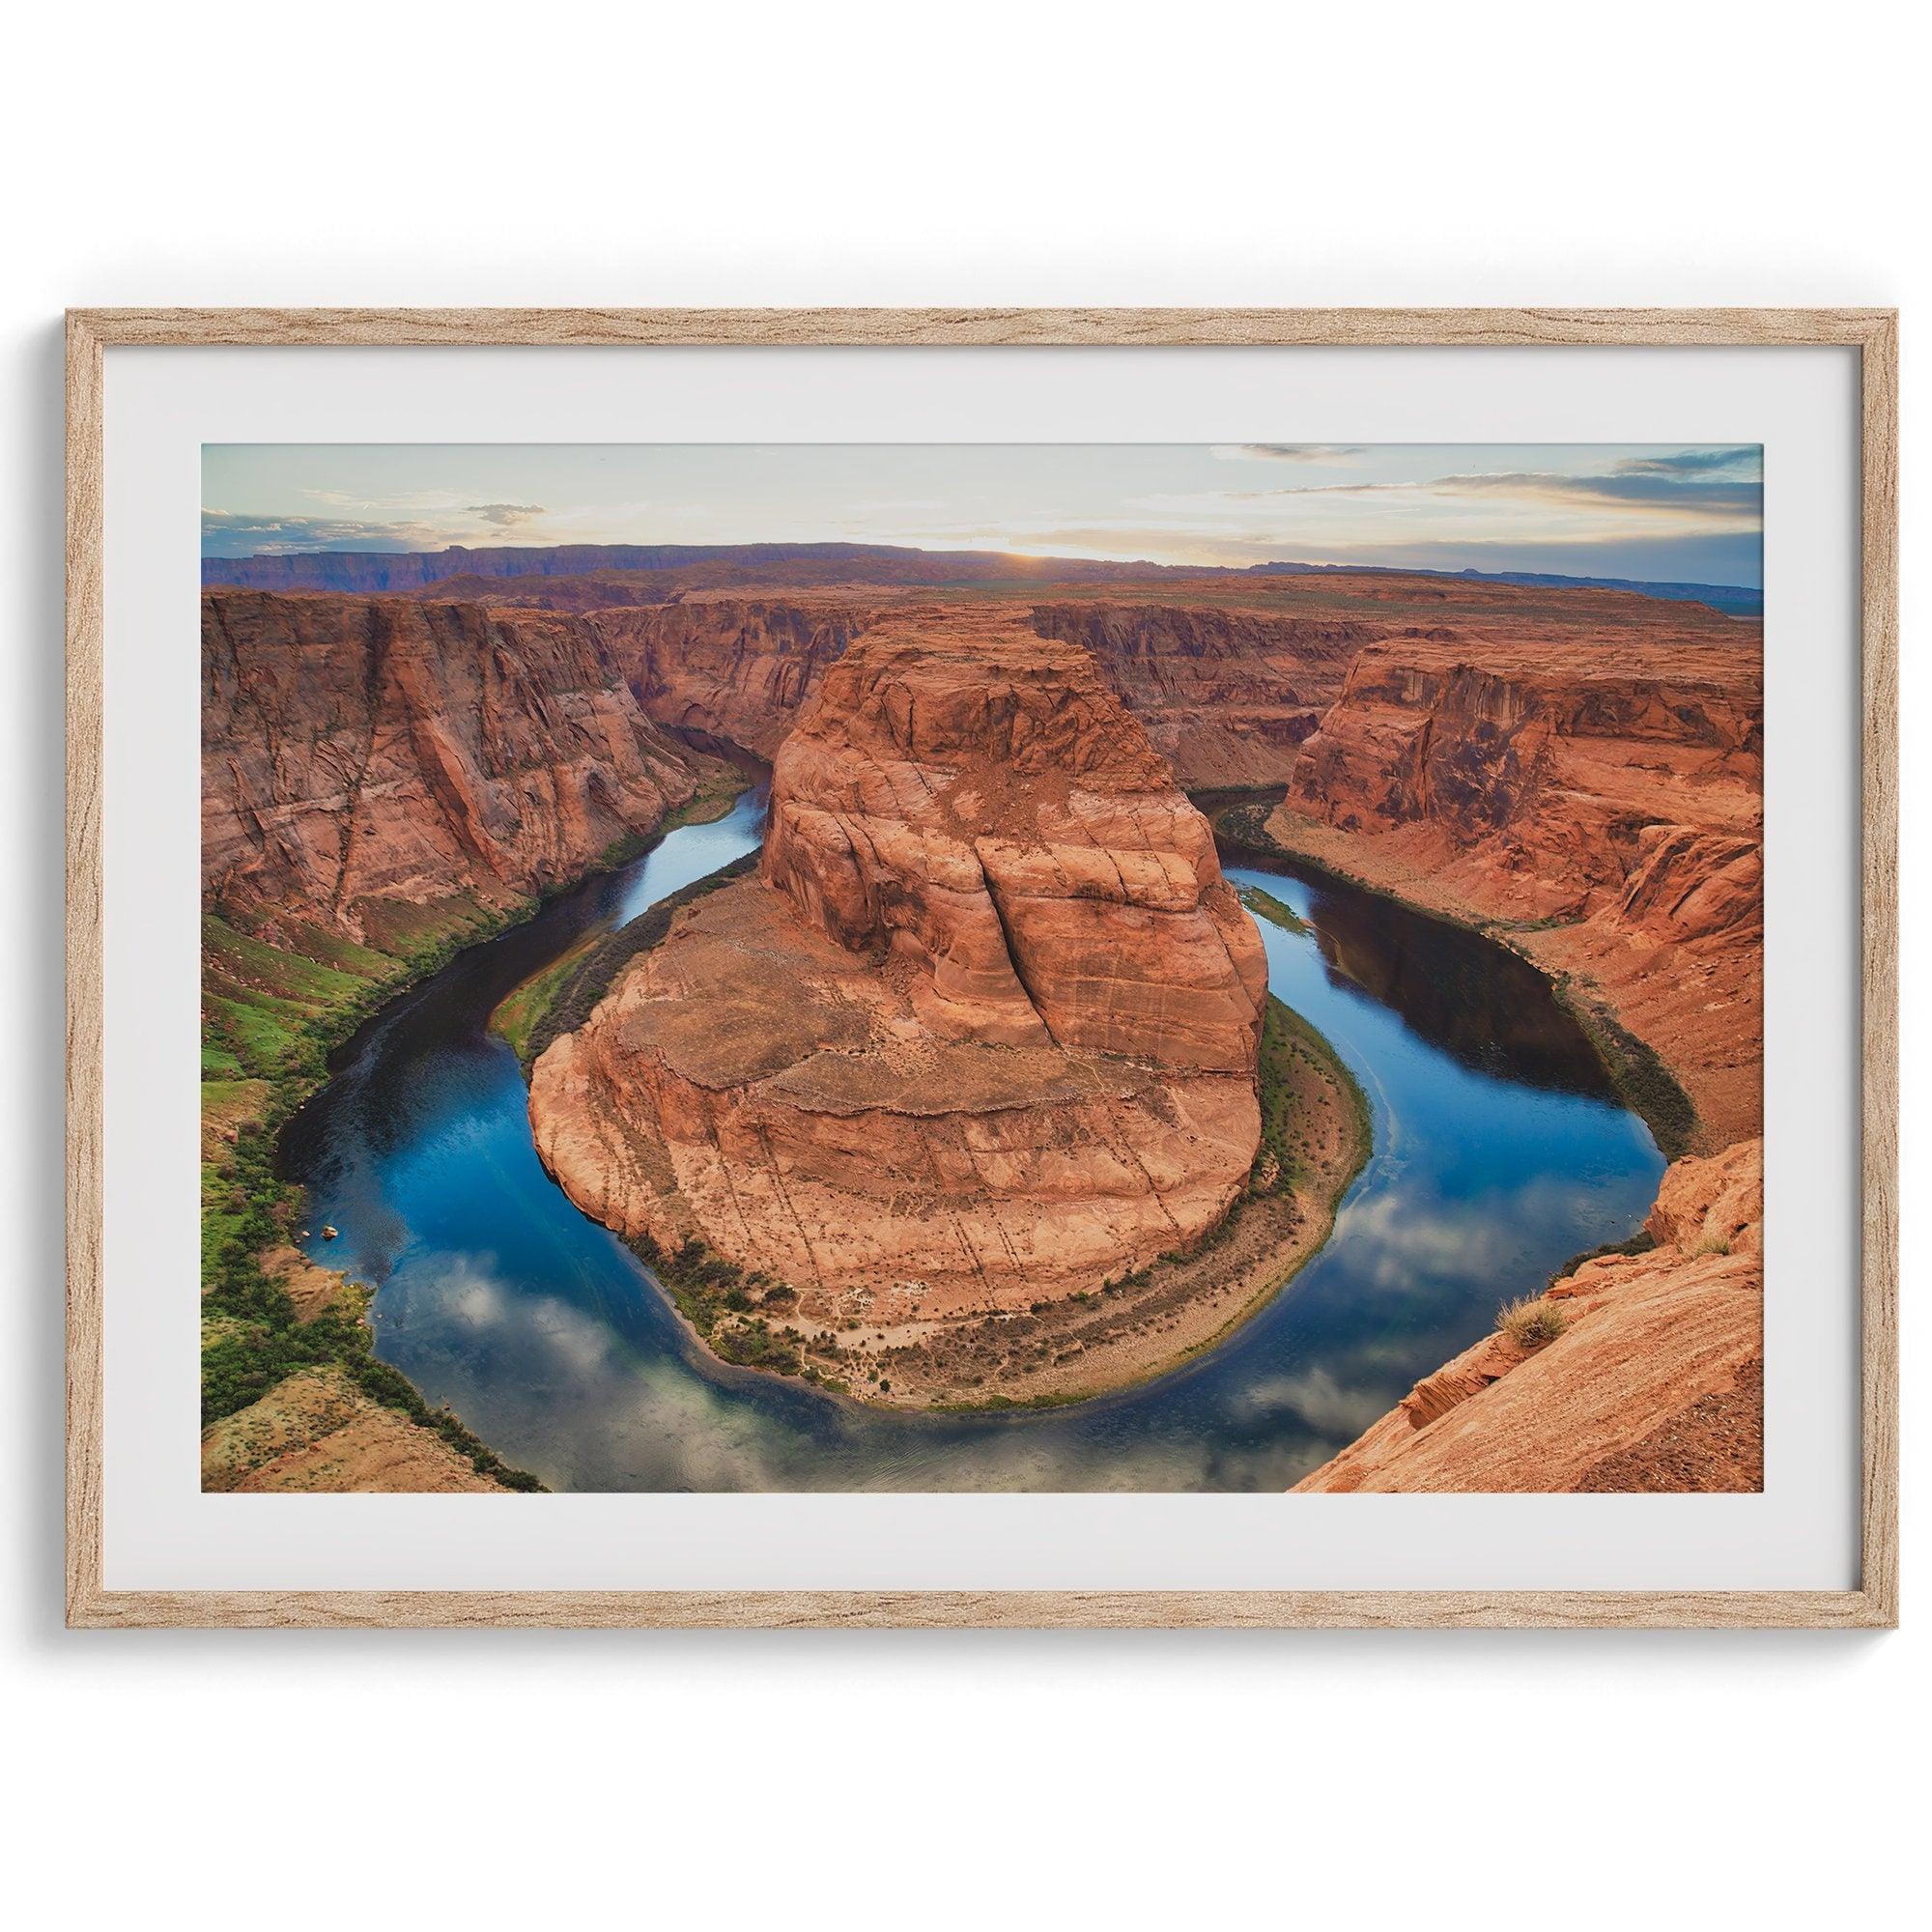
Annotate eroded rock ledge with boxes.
[1293,1137,1763,1492]
[529,611,1283,1384]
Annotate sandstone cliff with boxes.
[528,610,1270,1355]
[1032,603,1369,786]
[203,589,705,940]
[591,598,878,758]
[1293,1137,1763,1492]
[1269,629,1763,1146]
[589,595,1375,791]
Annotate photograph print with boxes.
[198,441,1763,1494]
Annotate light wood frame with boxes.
[65,307,1899,1630]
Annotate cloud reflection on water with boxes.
[294,801,1665,1492]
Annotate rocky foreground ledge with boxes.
[528,608,1367,1406]
[1295,1139,1763,1492]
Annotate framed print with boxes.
[65,308,1897,1628]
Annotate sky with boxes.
[202,443,1765,587]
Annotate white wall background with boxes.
[3,5,1919,1926]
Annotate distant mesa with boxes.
[199,540,1202,597]
[200,539,1760,615]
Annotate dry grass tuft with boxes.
[1496,1293,1569,1350]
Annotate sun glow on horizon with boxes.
[202,442,1765,588]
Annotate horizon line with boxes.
[197,536,1758,596]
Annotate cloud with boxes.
[1610,446,1759,477]
[1223,1365,1391,1436]
[1424,469,1760,520]
[203,499,553,554]
[1212,442,1369,463]
[200,508,441,554]
[1238,467,1761,524]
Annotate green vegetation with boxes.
[1252,995,1372,1202]
[1554,981,1700,1160]
[1208,799,1284,858]
[490,930,603,1063]
[1496,1293,1569,1350]
[203,895,514,1088]
[200,891,545,1489]
[626,1230,821,1380]
[1237,882,1312,936]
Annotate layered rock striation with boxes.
[203,589,705,939]
[1283,635,1762,926]
[1270,631,1764,1146]
[528,610,1269,1329]
[1032,603,1369,786]
[592,598,877,759]
[591,595,1373,789]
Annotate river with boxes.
[278,786,1663,1490]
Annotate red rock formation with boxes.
[527,609,1268,1325]
[592,598,877,759]
[202,589,703,938]
[761,613,1268,1070]
[589,596,1374,789]
[1284,634,1761,923]
[1031,603,1370,786]
[1269,628,1763,1145]
[1293,1137,1763,1492]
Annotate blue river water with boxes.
[280,787,1663,1491]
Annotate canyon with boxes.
[203,587,716,943]
[198,588,731,1495]
[1264,623,1762,1151]
[525,611,1372,1405]
[198,550,1765,1480]
[584,593,1363,787]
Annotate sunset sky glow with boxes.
[203,442,1765,587]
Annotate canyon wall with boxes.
[1294,1138,1763,1492]
[1283,634,1762,926]
[1270,630,1764,1146]
[591,599,878,758]
[1032,603,1370,786]
[1241,606,1768,1488]
[589,595,1376,789]
[528,609,1268,1328]
[203,589,704,939]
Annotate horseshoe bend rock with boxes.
[527,610,1268,1322]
